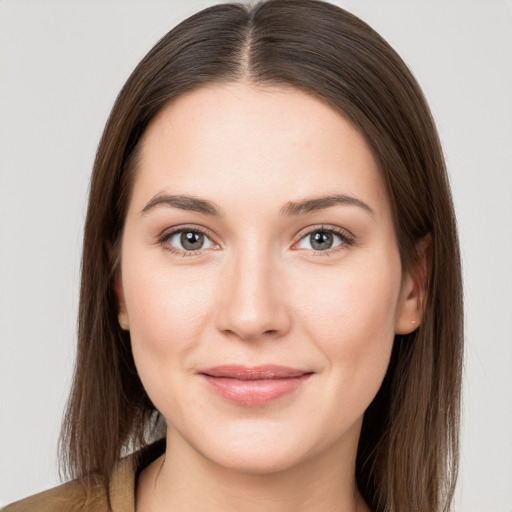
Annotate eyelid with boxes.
[292,224,355,253]
[158,225,220,256]
[158,223,355,257]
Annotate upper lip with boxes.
[199,365,311,380]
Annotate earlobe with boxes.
[118,313,130,331]
[114,270,130,331]
[395,235,431,334]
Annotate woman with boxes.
[2,0,463,511]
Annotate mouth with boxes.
[198,365,314,406]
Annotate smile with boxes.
[198,365,313,406]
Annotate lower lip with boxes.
[201,374,312,406]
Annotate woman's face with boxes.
[118,83,420,473]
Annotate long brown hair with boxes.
[60,1,463,511]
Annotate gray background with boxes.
[1,1,511,510]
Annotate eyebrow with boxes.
[141,194,223,217]
[280,194,375,217]
[140,193,374,217]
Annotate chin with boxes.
[171,415,358,477]
[165,417,314,475]
[200,439,312,475]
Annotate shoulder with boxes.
[1,477,108,512]
[1,439,165,512]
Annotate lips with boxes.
[198,365,313,406]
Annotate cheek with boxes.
[122,257,218,409]
[299,257,401,336]
[295,254,401,397]
[125,263,213,349]
[124,262,220,420]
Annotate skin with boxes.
[116,83,426,512]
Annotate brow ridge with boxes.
[280,194,374,216]
[140,193,374,218]
[141,194,222,216]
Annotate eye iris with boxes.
[310,231,333,250]
[181,231,204,250]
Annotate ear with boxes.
[114,269,130,331]
[395,235,431,334]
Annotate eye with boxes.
[295,227,352,252]
[161,228,217,255]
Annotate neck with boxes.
[137,426,369,512]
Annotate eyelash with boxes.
[159,226,216,257]
[158,225,354,257]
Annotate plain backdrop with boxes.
[1,1,511,510]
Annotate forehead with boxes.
[131,82,389,218]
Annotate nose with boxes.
[215,244,292,342]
